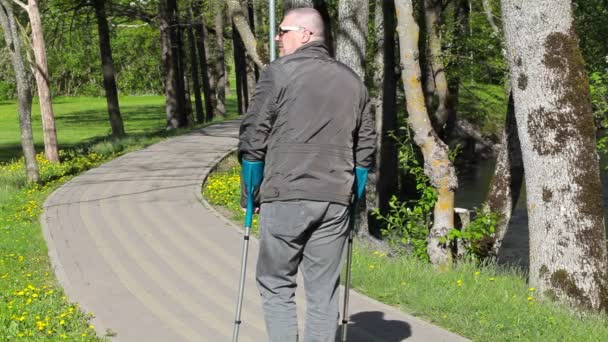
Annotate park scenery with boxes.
[1,0,608,341]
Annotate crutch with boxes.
[233,160,264,342]
[341,167,368,342]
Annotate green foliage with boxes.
[589,71,608,125]
[445,205,499,260]
[373,131,437,261]
[442,0,507,86]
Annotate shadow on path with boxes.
[342,311,411,342]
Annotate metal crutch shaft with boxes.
[341,208,356,342]
[232,223,252,342]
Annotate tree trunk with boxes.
[226,0,264,69]
[423,0,452,135]
[214,3,226,118]
[395,0,458,268]
[160,0,188,128]
[193,9,215,122]
[22,0,59,161]
[0,0,39,182]
[336,0,368,80]
[487,92,524,256]
[336,0,370,234]
[232,23,246,115]
[370,0,398,237]
[283,0,313,11]
[93,0,125,137]
[187,7,204,124]
[502,0,608,310]
[173,1,191,126]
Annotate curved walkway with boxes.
[42,120,468,342]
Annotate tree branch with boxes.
[10,0,26,11]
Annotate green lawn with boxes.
[0,96,167,163]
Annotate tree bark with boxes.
[487,92,524,256]
[336,0,368,79]
[502,0,608,310]
[283,0,313,11]
[160,0,187,129]
[370,0,398,237]
[214,2,226,118]
[187,6,204,124]
[232,22,246,115]
[423,0,452,135]
[193,8,215,122]
[395,0,458,268]
[93,0,125,137]
[0,0,39,182]
[16,0,59,162]
[226,0,264,69]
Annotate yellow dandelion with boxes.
[528,287,535,292]
[89,325,95,329]
[474,271,480,276]
[488,277,495,281]
[456,279,463,287]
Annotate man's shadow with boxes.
[337,311,411,342]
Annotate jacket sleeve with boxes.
[355,89,376,169]
[238,64,279,162]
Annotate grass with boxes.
[202,155,608,342]
[0,96,166,163]
[0,95,239,340]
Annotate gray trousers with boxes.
[256,200,350,342]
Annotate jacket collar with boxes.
[293,40,329,56]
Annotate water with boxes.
[454,156,608,269]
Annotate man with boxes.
[238,7,375,342]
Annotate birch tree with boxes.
[502,0,608,309]
[0,0,39,182]
[12,0,59,161]
[395,0,458,268]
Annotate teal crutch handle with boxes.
[355,166,369,200]
[242,160,264,227]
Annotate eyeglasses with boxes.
[278,26,310,36]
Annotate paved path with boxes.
[42,121,469,342]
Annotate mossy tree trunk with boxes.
[0,0,39,182]
[395,0,458,268]
[502,0,608,310]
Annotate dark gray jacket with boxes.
[238,41,376,206]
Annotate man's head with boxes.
[276,7,325,57]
